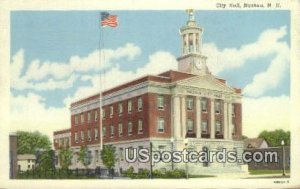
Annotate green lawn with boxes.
[249,169,290,175]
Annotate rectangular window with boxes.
[110,106,114,118]
[201,120,208,133]
[201,98,207,112]
[75,132,78,143]
[157,118,165,133]
[232,104,235,117]
[187,97,194,110]
[138,119,143,134]
[81,131,84,141]
[87,112,91,123]
[80,114,85,124]
[110,125,114,137]
[119,148,124,161]
[102,108,106,119]
[215,101,221,114]
[118,123,123,136]
[157,95,164,109]
[216,121,221,134]
[88,129,91,141]
[94,128,98,140]
[95,110,98,121]
[75,115,79,125]
[103,127,106,137]
[232,123,235,135]
[118,103,123,116]
[128,100,132,113]
[95,150,99,162]
[138,97,143,111]
[128,122,132,136]
[187,119,194,132]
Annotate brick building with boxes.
[54,11,246,175]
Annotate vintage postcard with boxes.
[1,0,300,188]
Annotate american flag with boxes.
[101,12,118,27]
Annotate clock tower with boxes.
[177,9,210,75]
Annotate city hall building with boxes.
[53,11,246,175]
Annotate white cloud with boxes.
[203,26,290,97]
[10,43,141,91]
[64,51,177,103]
[10,92,69,142]
[243,95,290,138]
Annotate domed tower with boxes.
[177,9,209,75]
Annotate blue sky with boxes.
[10,10,290,139]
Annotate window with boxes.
[87,112,91,123]
[215,121,221,134]
[187,119,194,132]
[102,108,106,119]
[75,132,78,143]
[103,127,106,137]
[138,97,143,111]
[201,98,207,112]
[128,122,132,135]
[94,128,98,140]
[157,118,165,133]
[187,97,194,110]
[138,119,143,134]
[118,103,123,116]
[157,95,164,109]
[110,125,114,137]
[95,150,99,162]
[75,115,79,125]
[201,120,208,133]
[215,101,221,114]
[81,131,84,141]
[232,123,235,135]
[87,129,91,141]
[119,148,124,161]
[80,114,85,124]
[110,106,114,118]
[128,100,132,113]
[232,104,235,117]
[95,110,98,121]
[118,123,123,136]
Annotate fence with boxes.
[17,167,117,179]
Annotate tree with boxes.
[101,145,116,178]
[36,149,55,171]
[59,147,73,170]
[78,146,92,168]
[258,129,290,147]
[17,131,51,154]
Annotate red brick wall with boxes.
[148,93,171,138]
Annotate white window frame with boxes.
[87,112,91,123]
[232,104,235,117]
[128,100,132,113]
[201,98,207,112]
[88,129,91,141]
[215,121,221,134]
[118,123,123,136]
[138,119,143,134]
[102,108,106,119]
[138,97,143,111]
[157,95,164,110]
[110,125,114,137]
[157,118,165,133]
[103,127,106,137]
[75,132,78,143]
[215,101,221,114]
[201,120,208,134]
[118,103,123,116]
[187,119,194,132]
[95,110,98,121]
[187,97,194,110]
[80,114,85,124]
[128,122,133,136]
[110,106,114,118]
[94,128,98,140]
[75,115,79,125]
[81,131,84,141]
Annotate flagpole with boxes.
[99,12,104,151]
